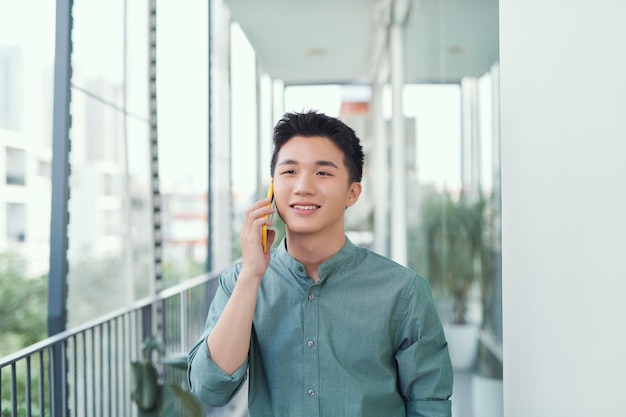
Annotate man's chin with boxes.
[286,227,319,236]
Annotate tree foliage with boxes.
[0,251,47,358]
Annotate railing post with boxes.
[49,0,74,415]
[49,342,68,417]
[147,0,163,350]
[142,305,153,349]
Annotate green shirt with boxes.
[188,238,452,417]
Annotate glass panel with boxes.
[404,74,502,415]
[67,0,152,325]
[157,0,209,286]
[125,116,153,299]
[0,1,54,359]
[404,1,502,414]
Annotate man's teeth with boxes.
[293,205,317,210]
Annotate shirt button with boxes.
[308,294,315,301]
[298,266,304,272]
[307,340,314,348]
[308,389,315,396]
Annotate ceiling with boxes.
[222,0,499,86]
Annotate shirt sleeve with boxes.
[187,266,248,407]
[395,275,453,417]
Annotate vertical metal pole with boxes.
[38,352,45,414]
[107,323,113,415]
[180,292,188,351]
[90,331,96,417]
[72,337,77,414]
[49,0,73,415]
[81,333,88,417]
[25,357,32,416]
[11,364,17,416]
[48,0,72,337]
[48,343,68,417]
[148,0,162,340]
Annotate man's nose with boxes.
[294,174,314,195]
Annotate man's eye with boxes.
[317,171,331,176]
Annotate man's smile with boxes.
[291,204,320,210]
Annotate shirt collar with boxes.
[275,237,358,282]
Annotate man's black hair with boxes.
[270,110,365,183]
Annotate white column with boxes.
[210,0,233,271]
[500,1,626,416]
[371,78,389,257]
[461,77,481,201]
[255,59,263,196]
[389,18,407,266]
[490,63,501,252]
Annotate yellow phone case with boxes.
[262,179,274,253]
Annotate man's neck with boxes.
[285,230,346,283]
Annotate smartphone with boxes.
[262,179,274,253]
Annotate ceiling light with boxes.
[303,47,326,57]
[447,45,466,55]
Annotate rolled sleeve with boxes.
[188,339,248,407]
[405,398,452,417]
[187,265,248,407]
[396,276,453,417]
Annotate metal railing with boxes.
[0,271,230,417]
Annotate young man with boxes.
[188,111,453,416]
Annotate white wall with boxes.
[500,1,626,416]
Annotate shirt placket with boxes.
[302,283,321,416]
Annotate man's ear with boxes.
[345,182,362,208]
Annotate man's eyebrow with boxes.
[277,159,339,169]
[277,159,297,166]
[316,160,339,169]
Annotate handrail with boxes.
[478,329,503,363]
[0,271,220,366]
[0,268,228,417]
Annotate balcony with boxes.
[0,272,245,417]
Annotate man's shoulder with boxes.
[353,246,427,283]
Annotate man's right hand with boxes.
[239,197,276,282]
[206,197,276,376]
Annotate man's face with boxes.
[273,135,361,237]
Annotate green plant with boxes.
[131,336,203,417]
[0,251,50,416]
[0,251,47,357]
[419,188,492,324]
